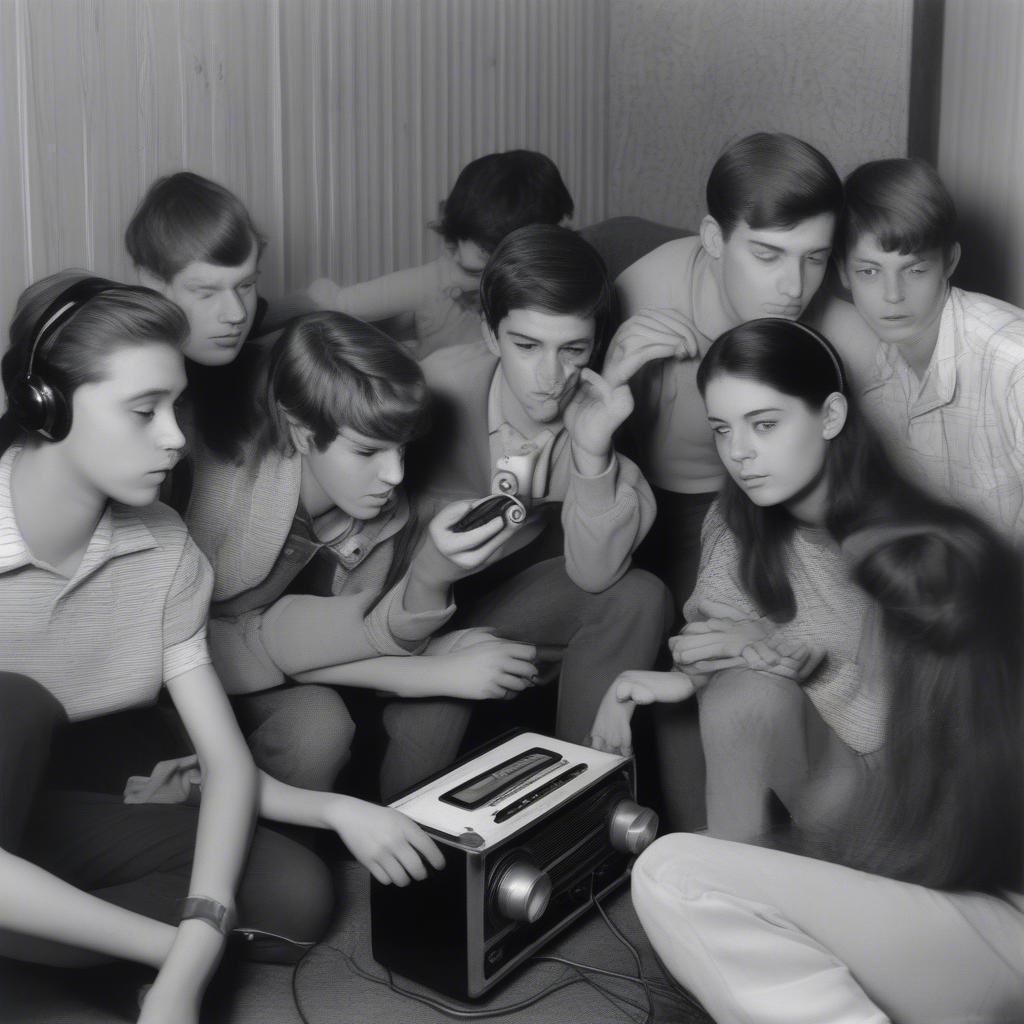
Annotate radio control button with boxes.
[492,859,552,923]
[609,800,659,855]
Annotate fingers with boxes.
[406,824,446,872]
[377,852,413,887]
[692,597,753,622]
[690,656,748,674]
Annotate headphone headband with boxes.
[25,276,120,378]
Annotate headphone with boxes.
[8,277,119,442]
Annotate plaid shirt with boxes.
[860,287,1024,541]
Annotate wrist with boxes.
[571,441,612,478]
[179,895,236,937]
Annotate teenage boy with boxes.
[613,132,846,608]
[825,158,1024,542]
[605,133,845,832]
[412,224,677,747]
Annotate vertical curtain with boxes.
[0,0,609,336]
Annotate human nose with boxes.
[219,289,247,324]
[537,352,565,390]
[379,447,405,486]
[159,409,187,454]
[727,427,754,464]
[883,271,904,305]
[778,258,804,301]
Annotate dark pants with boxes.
[1,673,334,962]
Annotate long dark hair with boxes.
[828,515,1023,893]
[699,318,1024,893]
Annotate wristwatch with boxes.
[179,895,237,936]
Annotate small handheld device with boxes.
[451,493,527,532]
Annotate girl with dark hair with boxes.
[306,150,575,358]
[0,273,444,1024]
[185,311,538,799]
[595,317,1024,1022]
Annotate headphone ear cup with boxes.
[9,374,70,442]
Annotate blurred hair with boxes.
[435,150,574,252]
[2,270,188,451]
[479,224,613,368]
[258,311,429,458]
[698,316,1024,894]
[706,132,842,239]
[836,158,958,260]
[125,171,264,281]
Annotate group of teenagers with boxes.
[0,132,1021,1024]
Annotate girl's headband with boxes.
[760,317,846,394]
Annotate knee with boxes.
[0,673,66,737]
[632,833,716,907]
[698,668,803,746]
[242,837,335,949]
[590,569,674,630]
[291,686,356,750]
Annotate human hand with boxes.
[740,637,825,683]
[307,277,344,310]
[415,499,523,585]
[586,684,637,757]
[603,309,703,378]
[323,797,446,886]
[424,630,539,700]
[611,669,700,706]
[669,616,774,671]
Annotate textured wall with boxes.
[939,0,1024,306]
[0,0,610,335]
[607,0,914,230]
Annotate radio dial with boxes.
[608,800,659,855]
[492,859,552,923]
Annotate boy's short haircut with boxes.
[261,311,429,457]
[836,158,958,259]
[706,132,843,239]
[479,223,613,367]
[125,171,265,282]
[436,150,575,252]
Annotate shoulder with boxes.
[810,295,882,391]
[124,499,190,548]
[953,288,1024,364]
[421,342,497,391]
[615,237,702,314]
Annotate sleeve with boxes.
[162,534,214,682]
[561,451,657,592]
[1003,366,1024,538]
[365,569,457,653]
[681,501,760,623]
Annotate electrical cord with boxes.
[290,879,705,1023]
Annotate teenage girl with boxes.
[0,274,443,1024]
[596,317,1024,1021]
[307,150,575,358]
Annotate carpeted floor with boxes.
[2,860,712,1024]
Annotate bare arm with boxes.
[308,259,447,324]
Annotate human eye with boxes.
[132,407,156,422]
[908,263,930,276]
[855,267,878,278]
[513,341,538,352]
[751,248,779,263]
[805,252,827,266]
[562,346,589,361]
[753,420,777,433]
[710,424,730,436]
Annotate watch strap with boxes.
[179,895,236,936]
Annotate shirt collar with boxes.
[0,444,157,580]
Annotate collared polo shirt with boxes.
[0,445,213,720]
[860,287,1024,540]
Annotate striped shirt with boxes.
[0,444,213,721]
[860,287,1024,542]
[684,502,887,754]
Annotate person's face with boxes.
[703,213,835,324]
[704,373,844,519]
[154,239,260,366]
[301,426,405,521]
[485,308,595,425]
[839,234,957,347]
[62,343,187,506]
[454,239,491,279]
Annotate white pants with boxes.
[632,833,1024,1024]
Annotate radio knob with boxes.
[493,860,552,923]
[609,800,659,854]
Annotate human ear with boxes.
[285,415,314,455]
[700,215,724,260]
[943,242,962,280]
[483,321,502,359]
[836,257,851,291]
[821,392,848,440]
